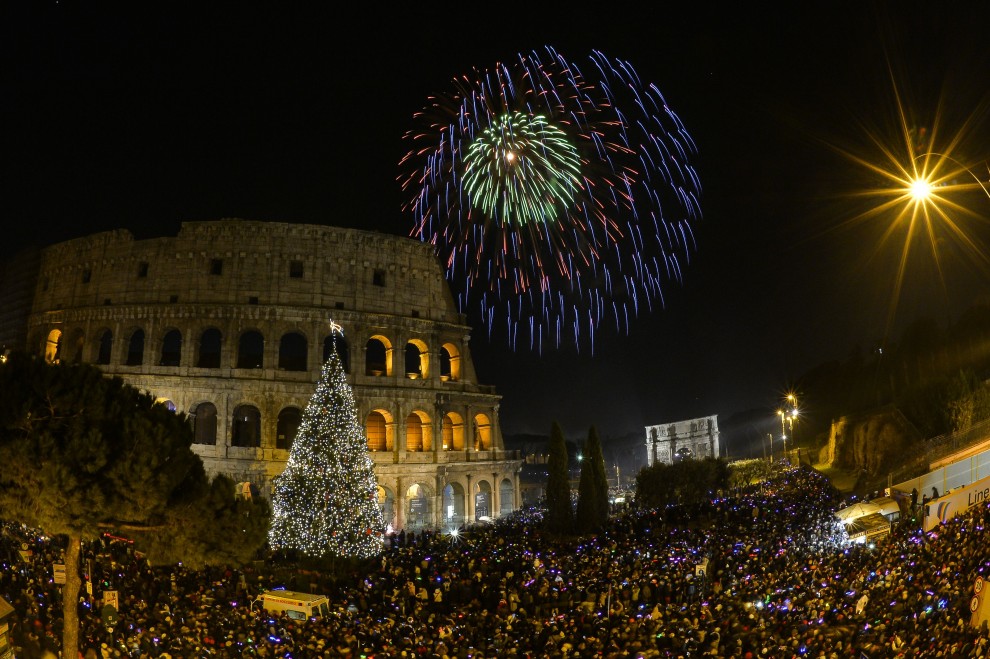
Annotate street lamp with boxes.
[777,410,787,456]
[777,394,798,458]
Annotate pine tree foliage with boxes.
[0,351,267,558]
[575,425,610,534]
[588,426,611,524]
[635,457,731,509]
[268,337,386,559]
[0,350,270,659]
[575,457,598,535]
[0,353,207,533]
[144,473,271,568]
[544,421,573,535]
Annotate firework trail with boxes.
[399,46,702,352]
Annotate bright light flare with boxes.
[909,177,932,201]
[826,72,990,346]
[399,46,702,353]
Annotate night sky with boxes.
[6,2,990,453]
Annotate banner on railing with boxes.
[923,474,990,532]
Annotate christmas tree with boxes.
[268,333,386,558]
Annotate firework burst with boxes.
[399,46,702,352]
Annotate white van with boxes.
[257,590,331,621]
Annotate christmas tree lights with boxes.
[268,332,386,558]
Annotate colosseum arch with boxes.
[404,410,433,452]
[441,482,466,528]
[159,329,182,367]
[377,485,397,533]
[44,328,62,364]
[196,328,222,368]
[365,334,392,376]
[404,338,429,379]
[499,478,515,516]
[439,341,461,381]
[365,409,395,452]
[25,329,42,360]
[474,479,493,520]
[236,330,264,369]
[472,413,492,450]
[231,404,262,447]
[276,406,302,450]
[94,328,113,365]
[124,328,145,366]
[191,402,218,445]
[323,333,350,372]
[278,331,308,371]
[404,482,433,531]
[66,329,85,363]
[441,411,465,450]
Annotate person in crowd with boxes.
[2,465,988,658]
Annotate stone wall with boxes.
[821,406,924,476]
[12,219,523,532]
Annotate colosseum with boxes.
[0,219,523,533]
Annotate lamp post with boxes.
[787,394,797,450]
[777,394,798,459]
[777,410,787,456]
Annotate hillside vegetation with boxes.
[793,305,990,491]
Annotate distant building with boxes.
[645,415,720,466]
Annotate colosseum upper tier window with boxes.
[231,405,261,447]
[278,332,307,371]
[365,338,387,376]
[192,402,217,445]
[277,407,302,450]
[160,330,182,367]
[96,330,112,365]
[289,260,303,278]
[366,411,387,451]
[197,329,222,368]
[126,330,145,366]
[237,331,264,369]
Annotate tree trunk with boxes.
[63,531,81,659]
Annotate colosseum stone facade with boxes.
[2,219,522,533]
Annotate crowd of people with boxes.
[3,464,990,658]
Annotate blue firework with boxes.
[399,46,702,352]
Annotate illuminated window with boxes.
[366,412,387,451]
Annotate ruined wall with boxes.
[16,219,523,531]
[825,406,923,475]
